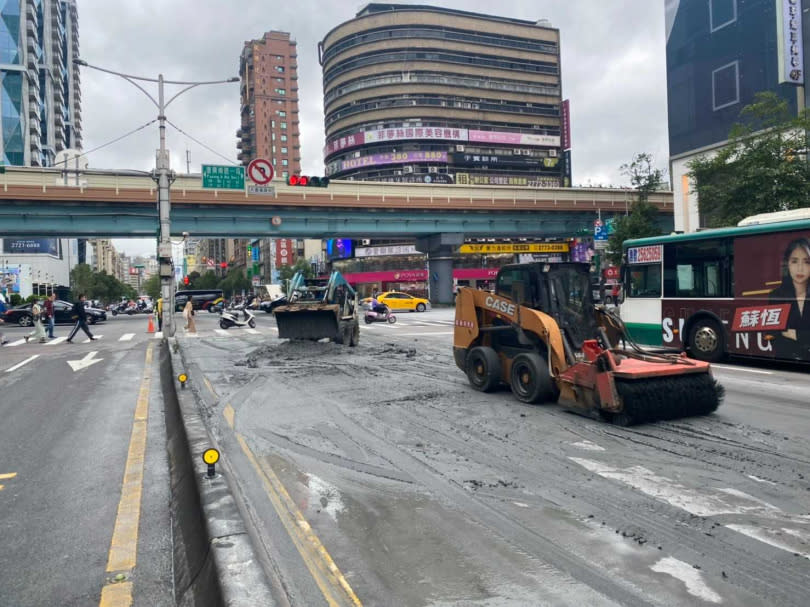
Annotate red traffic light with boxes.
[287,175,329,187]
[183,276,189,285]
[220,262,227,269]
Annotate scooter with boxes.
[364,304,397,324]
[219,306,256,329]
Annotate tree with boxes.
[277,258,315,292]
[688,91,810,227]
[605,153,666,265]
[195,270,220,289]
[218,269,251,298]
[142,274,161,300]
[69,263,95,298]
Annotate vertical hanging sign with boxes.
[777,0,804,84]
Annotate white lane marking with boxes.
[46,337,67,345]
[5,339,26,347]
[570,440,606,451]
[570,458,780,517]
[747,475,777,485]
[726,525,810,560]
[119,333,135,341]
[245,328,260,334]
[215,329,230,336]
[650,557,722,603]
[81,335,102,343]
[67,351,103,372]
[5,355,39,372]
[711,364,772,375]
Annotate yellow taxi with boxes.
[363,291,431,312]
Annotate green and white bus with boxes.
[620,209,810,363]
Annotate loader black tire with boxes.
[687,318,725,362]
[509,352,559,404]
[349,322,360,347]
[466,347,501,392]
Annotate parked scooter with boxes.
[219,306,256,329]
[364,304,396,324]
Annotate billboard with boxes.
[777,0,804,84]
[325,239,354,261]
[335,151,447,173]
[1,267,21,293]
[2,238,60,256]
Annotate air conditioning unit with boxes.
[548,149,558,157]
[361,239,371,245]
[403,166,414,173]
[456,145,465,152]
[428,166,438,173]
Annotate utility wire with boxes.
[52,119,158,171]
[166,119,237,165]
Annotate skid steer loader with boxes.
[273,271,360,346]
[454,262,723,425]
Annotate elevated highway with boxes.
[0,166,673,239]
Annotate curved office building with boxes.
[320,4,564,187]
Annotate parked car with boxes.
[4,300,107,327]
[361,291,430,312]
[259,296,288,314]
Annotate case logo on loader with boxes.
[485,295,516,316]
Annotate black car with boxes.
[259,296,288,313]
[4,300,107,327]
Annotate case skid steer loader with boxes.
[454,262,723,425]
[273,271,360,346]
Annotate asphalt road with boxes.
[176,307,810,607]
[0,314,173,607]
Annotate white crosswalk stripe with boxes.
[81,335,102,343]
[5,355,38,372]
[46,337,67,345]
[245,328,260,334]
[119,333,135,341]
[5,339,27,347]
[215,329,231,336]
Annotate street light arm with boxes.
[164,77,240,109]
[74,59,160,109]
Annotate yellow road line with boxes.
[0,473,15,491]
[203,376,217,398]
[99,343,154,606]
[236,434,363,607]
[223,403,235,428]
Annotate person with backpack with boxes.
[24,299,47,343]
[66,294,97,343]
[43,293,56,339]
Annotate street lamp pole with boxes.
[73,59,238,337]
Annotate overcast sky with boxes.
[79,0,668,256]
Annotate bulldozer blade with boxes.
[275,308,340,340]
[613,373,723,426]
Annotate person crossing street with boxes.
[66,294,97,343]
[44,293,56,339]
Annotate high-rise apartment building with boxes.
[666,0,808,232]
[320,4,566,187]
[237,31,301,178]
[0,0,82,167]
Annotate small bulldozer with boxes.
[273,271,360,346]
[454,262,723,425]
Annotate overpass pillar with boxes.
[416,233,463,306]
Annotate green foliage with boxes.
[68,263,137,304]
[688,91,810,227]
[142,274,161,300]
[194,270,220,290]
[605,153,666,265]
[218,268,251,298]
[277,258,315,293]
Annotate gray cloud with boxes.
[84,1,668,254]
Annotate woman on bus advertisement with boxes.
[768,237,810,360]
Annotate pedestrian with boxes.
[66,294,96,343]
[44,292,56,339]
[25,299,47,343]
[155,297,163,332]
[182,300,196,333]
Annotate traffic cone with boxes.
[147,314,155,333]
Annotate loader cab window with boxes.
[548,266,597,349]
[496,267,541,308]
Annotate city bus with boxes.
[619,209,810,363]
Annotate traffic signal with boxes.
[183,276,190,286]
[287,175,330,187]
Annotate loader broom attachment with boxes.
[613,373,724,426]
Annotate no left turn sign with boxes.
[247,158,274,185]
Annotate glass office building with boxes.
[666,0,808,232]
[0,0,81,167]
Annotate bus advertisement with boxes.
[620,212,810,363]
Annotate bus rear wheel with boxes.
[687,319,725,362]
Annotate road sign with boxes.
[252,276,261,287]
[206,259,215,268]
[247,158,274,185]
[247,185,275,195]
[202,165,245,190]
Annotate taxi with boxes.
[363,291,431,312]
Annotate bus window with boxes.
[627,264,661,298]
[664,239,732,298]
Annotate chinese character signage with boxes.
[627,245,663,264]
[777,0,804,84]
[731,304,791,331]
[459,243,569,254]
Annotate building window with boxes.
[282,171,289,178]
[275,88,286,96]
[280,122,287,130]
[710,0,736,32]
[275,65,285,73]
[712,61,739,110]
[277,110,286,117]
[280,134,288,142]
[281,147,288,153]
[282,159,288,166]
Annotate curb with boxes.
[160,339,276,606]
